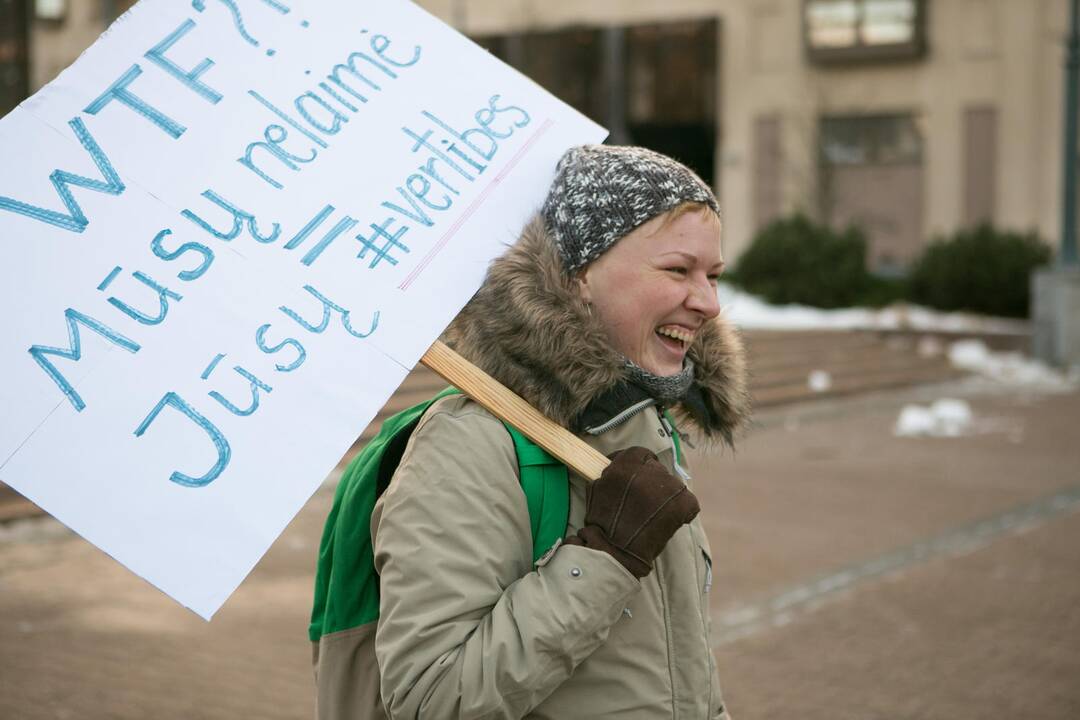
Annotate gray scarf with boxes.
[623,358,696,405]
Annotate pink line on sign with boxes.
[398,118,555,291]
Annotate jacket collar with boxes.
[441,216,751,447]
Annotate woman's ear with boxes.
[575,269,594,304]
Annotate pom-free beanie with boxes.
[542,145,720,274]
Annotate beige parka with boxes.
[313,217,750,719]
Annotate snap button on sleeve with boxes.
[569,566,583,578]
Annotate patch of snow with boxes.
[895,405,937,437]
[894,399,974,437]
[717,283,1029,335]
[917,336,944,358]
[807,370,832,392]
[930,399,974,436]
[949,339,993,368]
[948,340,1080,391]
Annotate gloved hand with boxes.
[564,446,700,578]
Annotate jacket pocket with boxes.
[688,521,715,598]
[701,545,713,595]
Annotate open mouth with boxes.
[656,325,694,352]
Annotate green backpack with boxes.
[309,388,571,642]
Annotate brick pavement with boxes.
[0,380,1077,719]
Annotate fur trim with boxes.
[442,216,751,446]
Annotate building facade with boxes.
[419,0,1071,270]
[10,0,1072,269]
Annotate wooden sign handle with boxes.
[420,340,610,481]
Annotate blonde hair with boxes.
[651,201,720,235]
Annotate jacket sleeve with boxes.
[372,403,641,719]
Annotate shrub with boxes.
[907,224,1052,318]
[860,275,908,308]
[729,214,874,308]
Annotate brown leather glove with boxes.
[564,446,700,578]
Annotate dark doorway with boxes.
[474,18,718,186]
[0,0,31,117]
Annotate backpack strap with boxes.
[503,424,570,565]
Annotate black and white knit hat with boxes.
[542,144,720,274]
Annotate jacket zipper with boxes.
[583,398,656,435]
[659,412,691,482]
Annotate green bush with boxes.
[907,224,1051,318]
[729,214,874,308]
[860,275,909,308]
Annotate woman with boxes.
[330,145,749,718]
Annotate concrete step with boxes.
[744,329,882,351]
[751,346,948,389]
[753,362,963,407]
[743,329,961,405]
[746,332,892,373]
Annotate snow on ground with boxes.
[893,397,1030,442]
[807,370,832,393]
[894,399,975,437]
[892,339,1077,440]
[948,339,1080,392]
[718,283,1079,394]
[717,283,1029,335]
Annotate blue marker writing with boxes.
[279,285,379,339]
[134,392,231,487]
[28,309,140,411]
[0,118,124,232]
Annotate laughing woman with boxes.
[315,145,750,719]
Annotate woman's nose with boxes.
[686,276,721,318]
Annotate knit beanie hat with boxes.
[542,144,720,274]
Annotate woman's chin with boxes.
[638,355,686,378]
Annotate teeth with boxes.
[657,326,694,346]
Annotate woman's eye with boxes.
[666,267,688,276]
[707,274,721,285]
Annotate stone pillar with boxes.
[601,26,630,146]
[1032,269,1080,366]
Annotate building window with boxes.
[820,114,922,166]
[34,0,68,23]
[818,113,925,272]
[804,0,926,64]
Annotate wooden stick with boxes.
[420,340,610,481]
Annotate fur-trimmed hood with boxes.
[442,216,751,447]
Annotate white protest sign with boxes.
[0,0,605,619]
